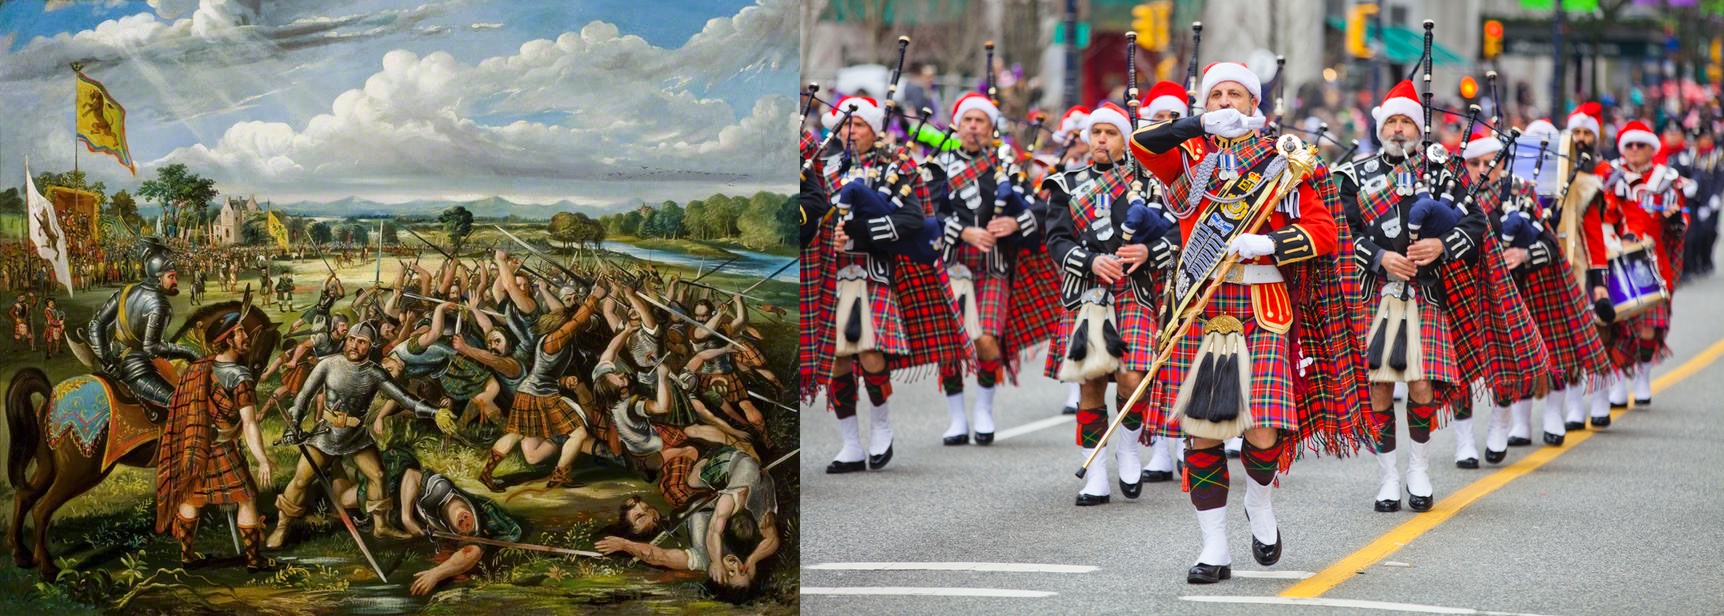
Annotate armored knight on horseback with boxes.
[83,237,199,413]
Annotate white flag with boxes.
[24,159,75,296]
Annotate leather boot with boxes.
[172,511,204,567]
[265,515,293,550]
[479,449,507,492]
[544,465,575,488]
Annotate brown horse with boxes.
[6,300,277,579]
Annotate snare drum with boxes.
[1604,240,1669,323]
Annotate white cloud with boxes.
[148,0,795,202]
[468,22,503,31]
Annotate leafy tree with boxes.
[241,217,268,244]
[336,224,353,243]
[136,163,217,239]
[287,215,308,240]
[108,189,142,229]
[439,206,474,253]
[349,223,369,246]
[619,210,644,236]
[548,211,581,253]
[380,219,399,245]
[0,187,21,214]
[309,221,332,244]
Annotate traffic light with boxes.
[1459,76,1478,100]
[1132,2,1171,51]
[1347,4,1378,59]
[1483,20,1503,60]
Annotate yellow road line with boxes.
[1281,335,1724,598]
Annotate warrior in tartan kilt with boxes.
[154,299,276,571]
[800,95,975,475]
[1132,64,1371,584]
[927,92,1061,449]
[1044,101,1178,506]
[1459,131,1611,463]
[1583,118,1693,412]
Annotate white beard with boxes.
[1380,135,1415,158]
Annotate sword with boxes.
[397,290,506,319]
[748,390,798,414]
[634,292,744,348]
[426,529,603,558]
[492,225,594,286]
[227,509,243,557]
[275,417,390,582]
[679,279,771,304]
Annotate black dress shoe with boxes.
[1591,414,1611,428]
[1252,531,1282,566]
[1407,489,1433,512]
[1485,448,1506,464]
[1187,563,1231,584]
[1061,404,1078,415]
[1455,457,1478,469]
[1119,479,1142,499]
[1507,436,1532,447]
[1543,432,1564,446]
[1074,493,1110,506]
[826,459,866,474]
[1565,421,1586,432]
[868,443,893,470]
[974,432,994,446]
[1610,401,1628,411]
[1634,397,1651,407]
[1375,498,1401,513]
[1141,469,1175,483]
[943,434,970,446]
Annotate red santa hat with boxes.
[951,92,1000,125]
[1566,101,1602,136]
[1523,118,1559,140]
[1082,102,1133,145]
[1616,120,1659,152]
[1199,62,1261,104]
[1141,80,1188,119]
[1371,80,1425,134]
[1461,130,1502,160]
[822,95,884,133]
[1053,105,1091,142]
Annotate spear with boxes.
[739,259,796,295]
[427,529,604,558]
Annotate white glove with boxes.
[1202,108,1265,139]
[1226,233,1276,259]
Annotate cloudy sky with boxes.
[0,0,795,207]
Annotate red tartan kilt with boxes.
[1517,265,1610,383]
[190,440,256,506]
[507,393,579,438]
[1043,278,1158,379]
[1148,282,1297,437]
[951,248,1009,338]
[1610,301,1672,367]
[855,278,910,356]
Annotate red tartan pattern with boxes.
[998,246,1062,385]
[1148,282,1296,438]
[507,392,579,438]
[800,143,975,405]
[191,441,256,506]
[1371,280,1461,386]
[951,246,1009,338]
[1437,233,1552,407]
[1519,263,1613,384]
[1066,163,1132,237]
[858,274,910,354]
[941,150,994,199]
[1043,276,1160,378]
[1609,302,1672,368]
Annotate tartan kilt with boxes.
[853,278,911,356]
[1384,282,1462,387]
[1517,265,1612,384]
[698,372,747,404]
[999,247,1063,384]
[1043,276,1159,379]
[1149,282,1296,438]
[507,392,580,438]
[1609,301,1673,367]
[951,247,1010,338]
[189,440,257,506]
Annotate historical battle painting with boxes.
[0,0,797,613]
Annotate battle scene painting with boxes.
[0,0,797,613]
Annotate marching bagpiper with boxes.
[1458,130,1610,462]
[1043,101,1176,505]
[927,92,1060,448]
[801,95,974,474]
[1130,61,1370,583]
[1582,119,1693,410]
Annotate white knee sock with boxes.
[1243,478,1278,544]
[868,402,893,456]
[1195,506,1232,566]
[1405,441,1433,498]
[1115,426,1142,486]
[1543,391,1566,437]
[1591,381,1613,419]
[1509,400,1532,440]
[1146,435,1176,472]
[1064,382,1082,407]
[944,393,968,438]
[1079,446,1111,497]
[834,415,864,462]
[974,385,996,434]
[1375,449,1401,502]
[1608,373,1628,406]
[1452,417,1478,461]
[1485,404,1510,451]
[1634,361,1653,401]
[1564,383,1587,424]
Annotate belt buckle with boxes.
[1382,280,1408,298]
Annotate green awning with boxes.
[1325,17,1469,66]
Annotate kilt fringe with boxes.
[1177,326,1253,441]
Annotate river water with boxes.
[596,240,796,282]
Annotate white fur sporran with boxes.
[1175,316,1254,441]
[1057,300,1121,383]
[948,265,982,341]
[1366,288,1425,383]
[833,277,876,357]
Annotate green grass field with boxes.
[0,246,799,615]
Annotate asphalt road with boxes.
[800,264,1724,615]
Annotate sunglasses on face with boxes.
[1624,142,1653,150]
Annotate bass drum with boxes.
[1603,240,1669,323]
